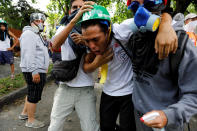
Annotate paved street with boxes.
[0,57,21,79]
[0,81,197,131]
[0,82,102,131]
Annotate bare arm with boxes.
[52,21,76,50]
[83,48,113,73]
[83,52,98,73]
[52,1,94,50]
[8,31,19,50]
[155,13,178,60]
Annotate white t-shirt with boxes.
[103,19,134,96]
[103,38,134,96]
[0,36,10,51]
[55,26,94,87]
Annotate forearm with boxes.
[11,40,19,49]
[160,13,172,25]
[53,21,76,50]
[83,61,100,73]
[9,31,19,48]
[163,94,197,127]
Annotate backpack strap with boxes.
[67,25,86,58]
[169,30,189,85]
[112,34,133,59]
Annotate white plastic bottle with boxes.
[140,112,165,131]
[140,112,160,122]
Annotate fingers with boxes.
[158,42,170,60]
[71,33,85,45]
[145,117,165,129]
[80,3,94,12]
[71,33,79,37]
[72,2,94,23]
[142,110,167,129]
[80,1,95,13]
[71,36,80,44]
[157,40,178,60]
[103,48,113,57]
[83,1,95,6]
[164,44,170,58]
[33,78,40,83]
[158,43,164,60]
[155,39,159,54]
[107,51,114,61]
[32,75,40,83]
[96,48,113,65]
[104,48,114,62]
[170,41,174,54]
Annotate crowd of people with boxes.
[1,0,197,131]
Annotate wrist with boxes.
[70,18,78,25]
[161,13,172,24]
[32,71,38,75]
[92,60,100,69]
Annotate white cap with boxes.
[185,13,197,21]
[184,20,197,33]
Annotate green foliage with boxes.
[46,0,129,36]
[47,64,53,75]
[111,1,133,24]
[46,0,69,38]
[0,73,25,97]
[186,3,197,14]
[0,63,53,97]
[169,0,196,14]
[46,0,195,36]
[0,0,44,30]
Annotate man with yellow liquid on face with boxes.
[80,2,177,131]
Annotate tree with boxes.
[175,0,196,14]
[46,0,196,37]
[0,0,44,30]
[46,0,117,37]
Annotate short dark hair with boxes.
[81,19,109,34]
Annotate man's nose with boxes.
[89,42,97,50]
[76,6,81,10]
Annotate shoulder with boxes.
[113,18,134,29]
[21,30,37,39]
[112,18,134,45]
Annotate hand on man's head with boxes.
[71,1,94,24]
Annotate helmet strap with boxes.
[106,22,112,45]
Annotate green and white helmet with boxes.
[30,13,46,23]
[78,4,111,24]
[0,19,7,25]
